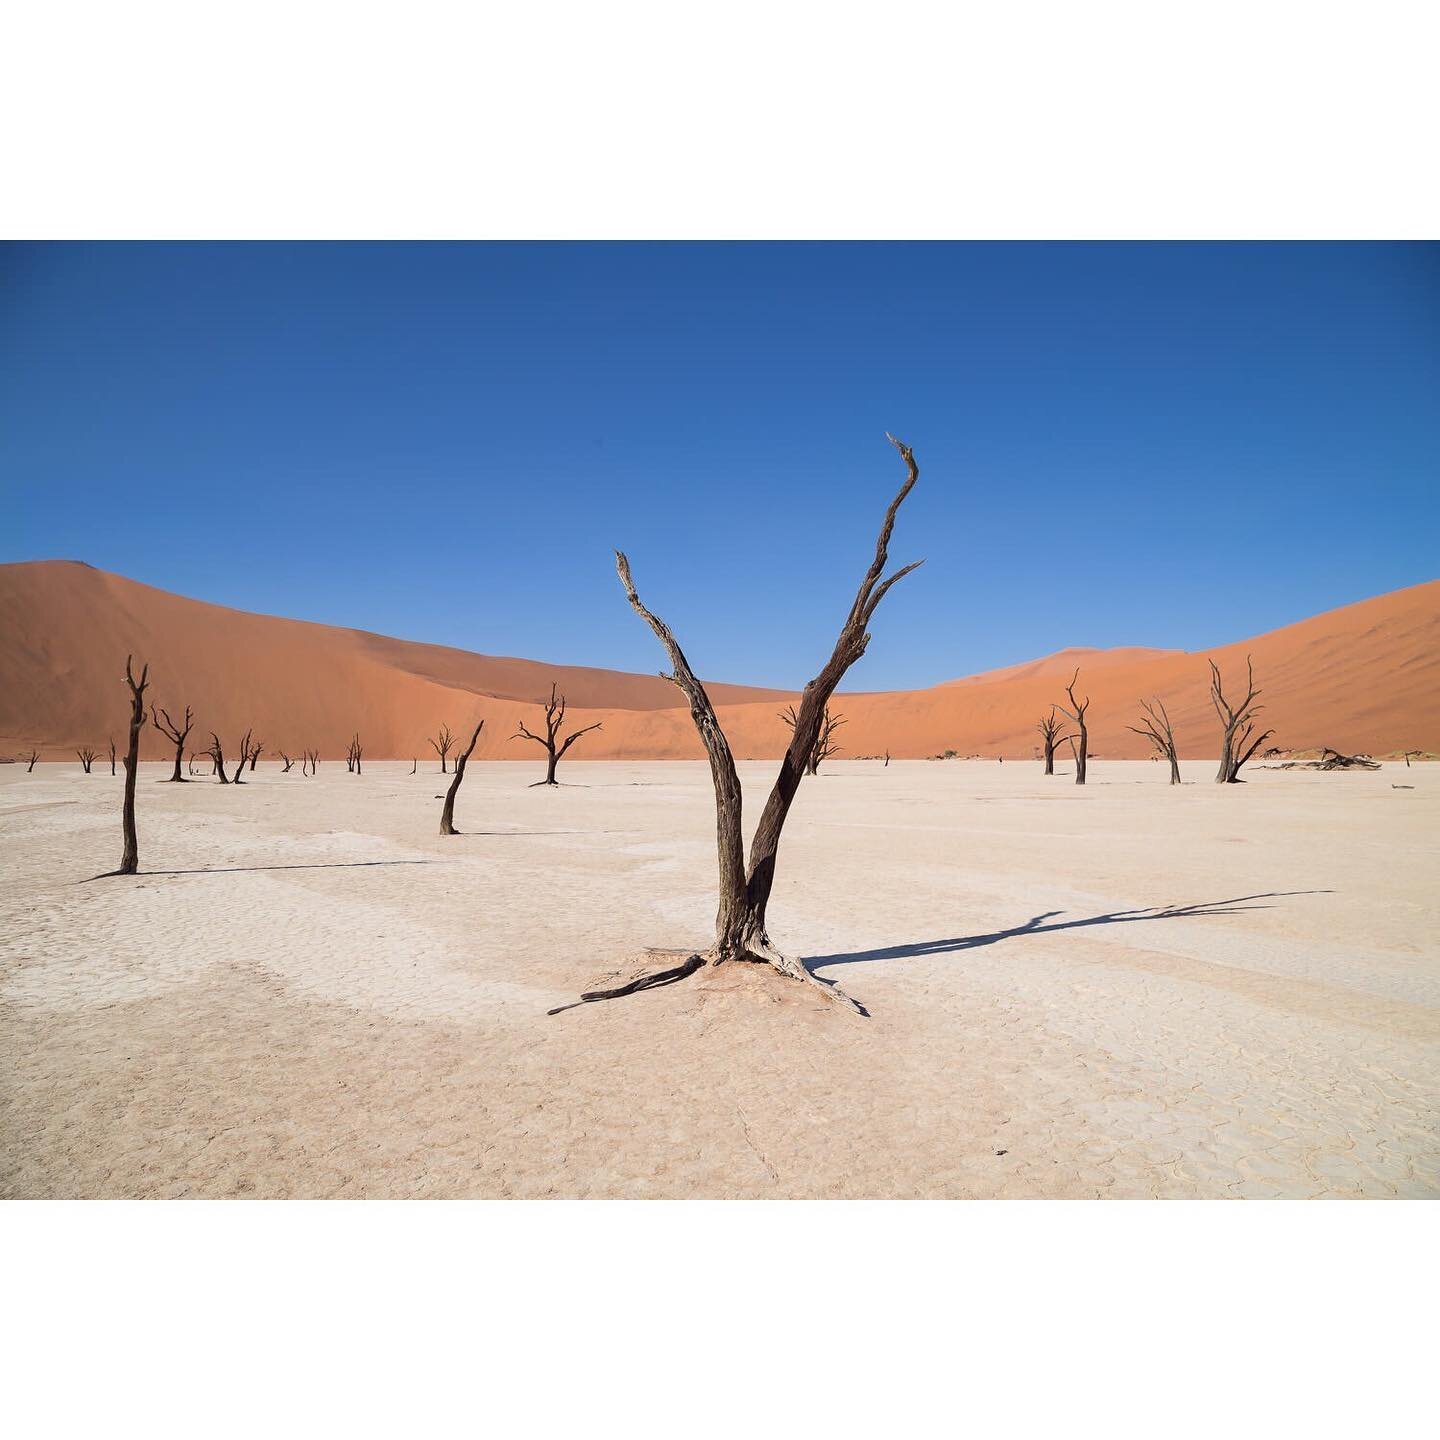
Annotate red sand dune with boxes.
[2,560,1437,762]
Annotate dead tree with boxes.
[118,655,150,874]
[1128,697,1181,784]
[26,748,39,772]
[187,751,200,776]
[208,732,229,783]
[108,737,117,776]
[430,725,455,773]
[884,749,890,767]
[1209,656,1272,784]
[1037,709,1072,776]
[151,704,195,782]
[279,750,295,773]
[411,757,417,774]
[553,435,922,1017]
[1053,669,1091,785]
[347,734,363,775]
[304,749,319,776]
[248,740,263,772]
[227,730,255,784]
[439,721,485,835]
[513,684,603,785]
[77,747,97,773]
[779,703,847,776]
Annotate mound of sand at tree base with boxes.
[1,560,1437,763]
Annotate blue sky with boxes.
[2,242,1436,689]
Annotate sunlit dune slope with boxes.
[1,561,1436,761]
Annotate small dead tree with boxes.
[1128,697,1181,785]
[513,684,603,786]
[248,740,263,772]
[279,750,295,773]
[26,748,40,772]
[108,737,117,776]
[411,757,417,774]
[552,434,923,1017]
[779,704,847,776]
[77,747,97,773]
[304,749,319,776]
[1037,709,1072,776]
[118,655,150,875]
[884,749,890,767]
[1210,656,1272,784]
[430,725,455,774]
[228,730,255,784]
[439,721,485,835]
[347,734,363,775]
[1053,669,1091,785]
[151,704,195,782]
[208,732,229,783]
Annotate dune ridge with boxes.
[1,560,1436,761]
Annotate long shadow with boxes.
[83,859,445,881]
[805,891,1332,973]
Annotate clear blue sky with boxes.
[2,242,1436,689]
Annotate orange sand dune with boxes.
[1,560,1436,762]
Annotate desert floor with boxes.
[2,757,1436,1199]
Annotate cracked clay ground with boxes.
[2,758,1436,1198]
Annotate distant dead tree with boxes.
[429,725,456,773]
[884,749,890,767]
[151,704,195,782]
[25,748,39,773]
[279,750,295,773]
[552,435,922,1017]
[208,733,229,783]
[248,739,263,772]
[1128,697,1181,785]
[439,721,485,835]
[108,737,117,776]
[513,684,603,786]
[779,703,846,776]
[187,751,200,776]
[304,749,319,776]
[410,757,417,774]
[77,747,97,773]
[1404,750,1422,768]
[1037,709,1072,776]
[346,734,363,775]
[118,655,150,874]
[1053,669,1091,785]
[1209,656,1272,784]
[228,730,256,784]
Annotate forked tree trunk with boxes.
[118,655,149,875]
[26,749,39,773]
[439,721,484,834]
[556,435,923,1017]
[1128,697,1181,785]
[1210,657,1272,784]
[1054,671,1090,785]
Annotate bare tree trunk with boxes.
[77,748,96,773]
[1054,672,1090,785]
[557,435,922,1017]
[1128,697,1181,785]
[151,704,194,782]
[411,757,417,774]
[109,738,116,776]
[209,733,229,783]
[514,684,602,786]
[26,749,39,772]
[1210,657,1272,784]
[118,655,149,875]
[1037,709,1071,776]
[439,721,484,834]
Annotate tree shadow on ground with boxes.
[83,859,446,881]
[804,891,1332,973]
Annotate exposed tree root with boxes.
[547,945,866,1018]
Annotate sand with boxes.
[2,755,1435,1199]
[4,561,1438,763]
